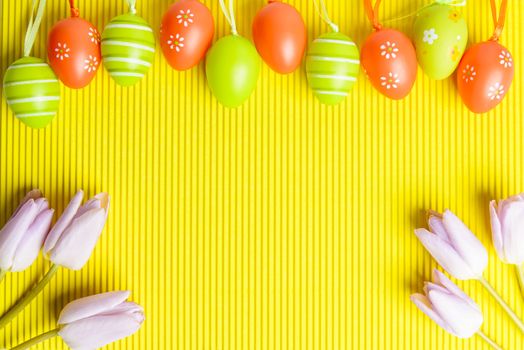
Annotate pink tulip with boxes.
[414,210,488,280]
[411,269,483,338]
[58,291,144,349]
[0,190,54,272]
[43,190,110,270]
[489,194,524,265]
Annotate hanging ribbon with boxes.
[23,0,47,57]
[218,0,238,35]
[68,0,79,17]
[313,0,339,32]
[127,0,137,14]
[363,0,382,30]
[489,0,508,41]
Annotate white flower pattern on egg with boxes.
[488,83,505,100]
[462,65,476,83]
[177,9,194,27]
[167,34,185,52]
[55,42,70,60]
[83,55,98,73]
[380,72,400,90]
[380,41,399,60]
[423,29,438,45]
[499,51,512,68]
[88,27,101,44]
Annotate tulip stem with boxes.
[0,264,60,329]
[477,331,503,350]
[478,277,524,333]
[9,328,59,350]
[0,269,7,283]
[516,264,524,301]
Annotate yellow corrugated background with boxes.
[1,0,523,349]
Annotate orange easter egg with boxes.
[360,28,417,100]
[160,0,214,71]
[252,0,306,74]
[457,41,514,113]
[48,17,101,89]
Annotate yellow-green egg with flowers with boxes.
[413,3,468,80]
[306,32,360,105]
[3,57,60,128]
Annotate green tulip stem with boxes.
[516,264,524,301]
[478,277,524,333]
[0,269,7,283]
[0,264,60,329]
[10,329,59,350]
[477,331,503,350]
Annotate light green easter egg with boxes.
[101,13,155,86]
[306,32,360,105]
[206,35,261,108]
[3,57,60,128]
[413,3,468,80]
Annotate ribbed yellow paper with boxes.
[1,0,523,349]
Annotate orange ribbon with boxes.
[490,0,508,41]
[69,0,79,17]
[364,0,383,30]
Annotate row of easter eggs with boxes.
[3,0,514,129]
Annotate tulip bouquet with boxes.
[412,194,524,349]
[0,190,144,349]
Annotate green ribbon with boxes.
[127,0,137,14]
[23,0,47,57]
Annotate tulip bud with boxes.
[489,194,524,265]
[411,269,483,338]
[43,190,110,270]
[414,209,488,280]
[58,291,144,349]
[0,190,54,272]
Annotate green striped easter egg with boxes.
[306,32,360,105]
[101,13,155,86]
[3,57,60,128]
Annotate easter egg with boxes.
[413,4,467,80]
[101,14,155,86]
[48,17,101,89]
[3,57,60,128]
[252,1,306,74]
[361,28,417,100]
[306,32,360,105]
[206,35,261,108]
[457,41,514,113]
[160,0,214,71]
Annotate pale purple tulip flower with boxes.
[411,269,483,338]
[0,190,54,272]
[489,194,524,265]
[43,190,110,270]
[414,210,488,280]
[58,291,144,349]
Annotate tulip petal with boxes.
[58,312,144,350]
[0,200,40,270]
[43,190,84,255]
[49,207,107,270]
[12,190,42,217]
[442,210,488,278]
[11,209,54,272]
[489,200,505,262]
[58,291,131,324]
[428,289,483,338]
[499,201,524,264]
[414,228,475,280]
[97,302,143,318]
[428,216,450,243]
[410,294,454,335]
[432,269,480,311]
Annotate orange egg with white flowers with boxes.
[457,41,514,113]
[48,16,101,89]
[360,29,417,100]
